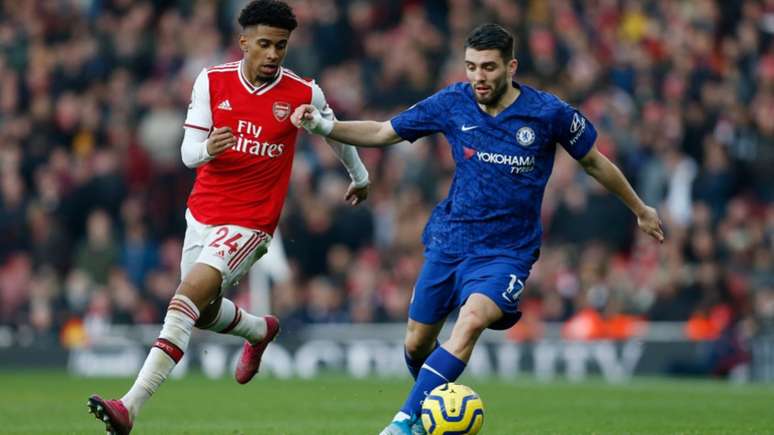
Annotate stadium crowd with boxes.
[0,0,772,352]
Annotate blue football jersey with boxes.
[390,82,597,258]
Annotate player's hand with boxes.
[290,104,315,127]
[345,180,369,206]
[636,205,665,243]
[291,104,333,136]
[207,126,237,156]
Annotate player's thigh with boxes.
[178,220,222,308]
[196,224,271,295]
[405,317,445,355]
[408,256,460,325]
[458,260,529,330]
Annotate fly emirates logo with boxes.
[232,120,286,158]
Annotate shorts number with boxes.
[209,227,243,254]
[501,274,524,304]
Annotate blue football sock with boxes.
[404,340,439,380]
[400,346,466,417]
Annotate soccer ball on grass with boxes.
[421,383,484,434]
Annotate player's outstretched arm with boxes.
[323,136,370,206]
[291,104,403,147]
[579,146,665,243]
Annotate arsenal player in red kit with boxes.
[87,1,369,433]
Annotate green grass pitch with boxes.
[0,371,772,434]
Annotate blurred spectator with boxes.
[119,197,159,289]
[74,209,119,285]
[305,276,348,323]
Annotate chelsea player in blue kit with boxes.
[293,23,664,435]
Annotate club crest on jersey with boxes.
[516,126,535,147]
[273,102,291,122]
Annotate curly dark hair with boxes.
[238,0,298,31]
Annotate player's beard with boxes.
[253,63,281,83]
[475,75,509,106]
[255,72,274,82]
[254,69,279,83]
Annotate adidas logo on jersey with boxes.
[217,100,232,111]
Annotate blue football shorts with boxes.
[408,250,538,330]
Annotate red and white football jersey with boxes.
[184,60,324,234]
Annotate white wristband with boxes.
[351,168,369,188]
[315,116,334,136]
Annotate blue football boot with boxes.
[379,415,426,435]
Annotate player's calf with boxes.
[119,294,200,421]
[404,339,439,380]
[198,297,269,343]
[403,318,445,379]
[198,297,280,384]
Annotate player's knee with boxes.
[176,280,214,309]
[176,280,197,297]
[457,309,489,337]
[405,321,438,356]
[404,334,435,360]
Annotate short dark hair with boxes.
[238,0,298,32]
[465,23,515,60]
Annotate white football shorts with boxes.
[181,208,272,294]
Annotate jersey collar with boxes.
[469,81,531,119]
[238,59,284,95]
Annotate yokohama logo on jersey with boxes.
[232,119,286,158]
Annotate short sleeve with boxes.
[554,103,596,160]
[184,68,213,132]
[390,92,447,143]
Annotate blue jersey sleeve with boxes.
[390,92,448,143]
[554,103,597,160]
